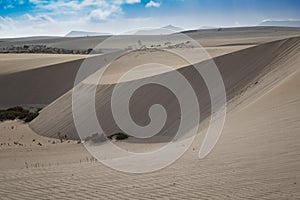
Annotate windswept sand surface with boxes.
[0,54,86,74]
[0,54,90,108]
[1,26,300,49]
[1,62,300,199]
[30,36,300,140]
[1,27,299,109]
[0,46,248,109]
[1,28,300,199]
[0,121,90,170]
[0,56,89,108]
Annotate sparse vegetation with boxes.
[0,106,41,123]
[108,132,129,141]
[128,40,194,51]
[57,132,68,143]
[0,44,101,54]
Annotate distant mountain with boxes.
[65,31,111,37]
[259,20,300,27]
[134,25,184,35]
[162,25,183,32]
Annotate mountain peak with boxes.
[162,25,183,32]
[65,31,111,37]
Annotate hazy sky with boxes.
[0,0,300,37]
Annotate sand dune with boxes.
[1,37,300,199]
[1,27,300,198]
[29,37,300,141]
[0,45,250,109]
[1,27,299,50]
[0,53,86,74]
[0,57,85,108]
[0,54,89,108]
[0,120,89,170]
[1,27,299,109]
[1,69,299,198]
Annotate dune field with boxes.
[0,27,300,199]
[1,27,299,109]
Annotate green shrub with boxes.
[0,107,40,123]
[108,133,129,141]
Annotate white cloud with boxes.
[41,1,87,10]
[0,0,177,38]
[0,16,16,30]
[25,14,55,23]
[87,4,122,21]
[88,9,115,21]
[31,0,140,11]
[82,0,108,7]
[126,0,141,4]
[0,16,20,38]
[27,0,140,22]
[29,0,41,4]
[4,4,14,9]
[145,0,160,8]
[2,0,26,9]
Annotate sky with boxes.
[0,0,300,37]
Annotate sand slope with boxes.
[0,57,85,108]
[2,27,299,109]
[0,46,251,109]
[0,54,86,74]
[0,120,90,170]
[1,30,300,199]
[30,37,300,140]
[1,61,300,199]
[1,27,300,50]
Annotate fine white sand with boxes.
[1,27,300,199]
[0,53,86,74]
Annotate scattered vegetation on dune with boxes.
[82,132,129,143]
[108,133,129,141]
[0,106,41,123]
[0,44,99,54]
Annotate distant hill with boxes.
[162,25,183,32]
[65,31,111,37]
[259,20,300,27]
[134,25,184,35]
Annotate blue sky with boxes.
[0,0,300,37]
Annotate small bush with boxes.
[0,107,40,123]
[24,112,39,123]
[108,133,129,141]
